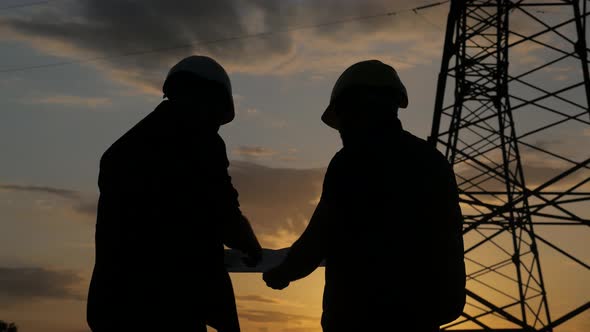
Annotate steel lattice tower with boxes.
[429,0,590,330]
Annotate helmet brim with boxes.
[220,102,235,125]
[321,103,340,130]
[321,93,408,130]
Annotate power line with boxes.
[413,9,444,30]
[0,0,449,74]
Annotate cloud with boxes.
[236,294,304,308]
[0,161,325,247]
[72,199,99,217]
[278,156,298,162]
[229,161,326,247]
[268,120,288,129]
[278,148,299,162]
[0,267,84,304]
[231,144,302,163]
[233,146,278,158]
[239,309,318,324]
[455,157,587,194]
[241,108,261,116]
[7,154,582,248]
[236,294,283,305]
[28,95,112,108]
[0,184,97,217]
[0,0,448,93]
[0,184,79,199]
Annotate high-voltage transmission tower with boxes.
[429,0,590,331]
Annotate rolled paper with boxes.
[224,247,325,273]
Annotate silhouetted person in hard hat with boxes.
[87,55,262,332]
[263,60,466,332]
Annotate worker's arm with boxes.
[222,211,263,266]
[262,151,343,289]
[213,136,262,266]
[435,158,466,324]
[263,198,329,288]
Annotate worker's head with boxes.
[322,60,408,139]
[162,55,235,127]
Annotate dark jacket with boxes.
[87,100,254,332]
[270,119,466,331]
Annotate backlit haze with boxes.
[0,1,588,331]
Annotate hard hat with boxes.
[322,59,408,130]
[163,55,235,125]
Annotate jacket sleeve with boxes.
[435,157,466,324]
[267,153,342,282]
[269,198,329,281]
[212,137,262,254]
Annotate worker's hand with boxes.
[241,247,263,268]
[263,268,290,290]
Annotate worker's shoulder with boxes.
[400,130,449,167]
[327,147,346,167]
[100,101,170,167]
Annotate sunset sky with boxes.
[1,1,589,331]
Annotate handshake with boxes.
[263,267,291,290]
[224,248,293,290]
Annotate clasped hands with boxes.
[262,267,290,290]
[240,248,290,290]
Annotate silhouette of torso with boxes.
[277,119,465,331]
[87,100,240,332]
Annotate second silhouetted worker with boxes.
[263,59,466,332]
[87,55,262,332]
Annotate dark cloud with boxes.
[522,163,579,187]
[0,183,97,217]
[531,139,564,151]
[72,199,98,217]
[0,267,84,304]
[0,0,443,91]
[0,184,79,200]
